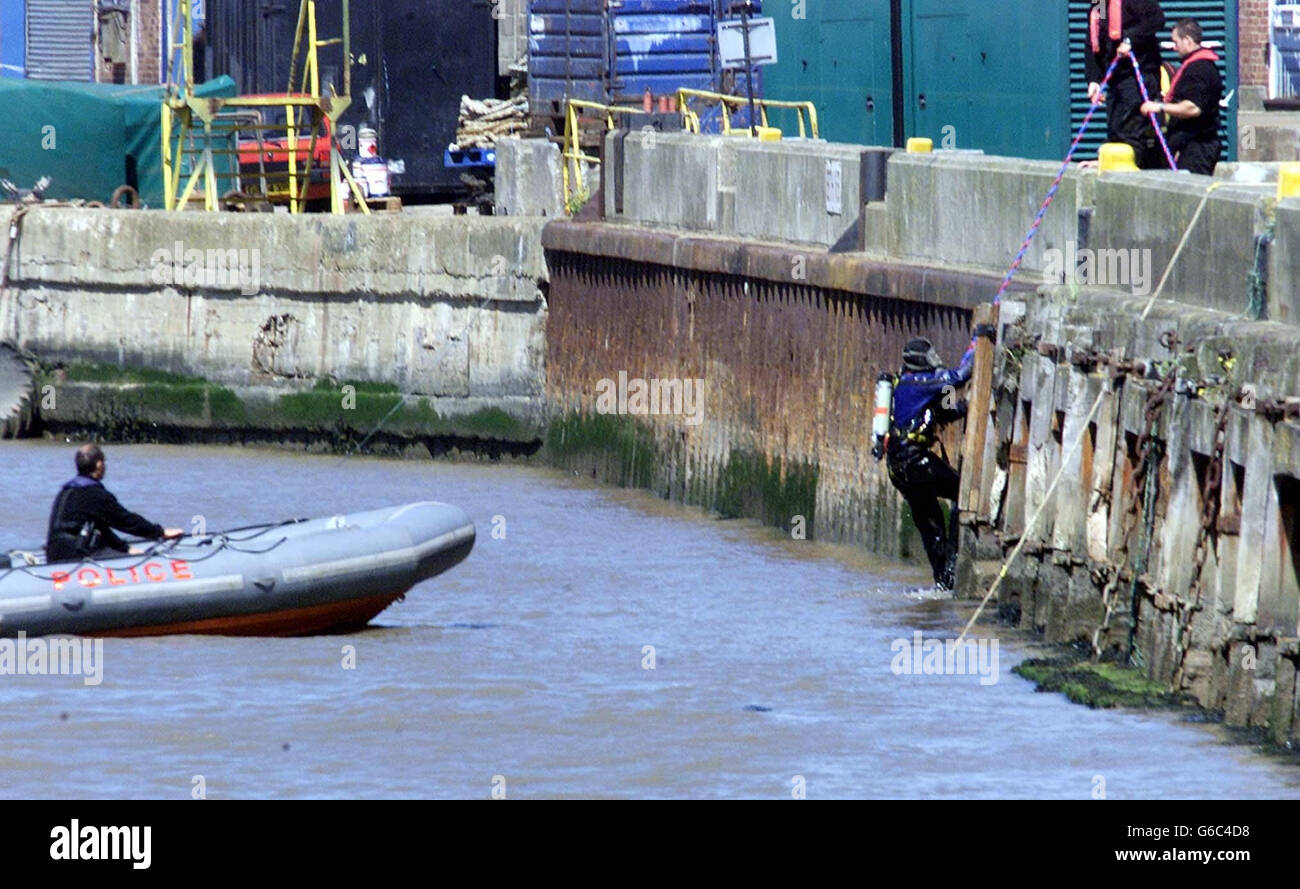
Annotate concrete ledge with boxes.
[494,138,565,218]
[1214,162,1290,183]
[11,207,550,300]
[887,153,1085,276]
[1273,198,1300,326]
[1239,111,1300,163]
[1090,174,1272,316]
[620,132,726,232]
[5,208,550,400]
[541,220,1035,309]
[726,139,865,249]
[611,131,892,250]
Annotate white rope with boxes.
[955,388,1106,646]
[1139,182,1222,321]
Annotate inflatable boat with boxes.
[0,501,475,637]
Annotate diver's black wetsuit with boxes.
[886,340,976,589]
[46,475,165,563]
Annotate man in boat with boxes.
[1139,18,1224,175]
[45,445,183,562]
[876,328,993,591]
[1085,0,1167,169]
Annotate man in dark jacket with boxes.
[1140,19,1223,175]
[46,445,183,562]
[1085,0,1167,169]
[881,330,991,590]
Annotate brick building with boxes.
[1240,0,1272,105]
[0,0,165,84]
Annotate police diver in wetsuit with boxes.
[872,328,994,591]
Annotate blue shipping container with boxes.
[0,0,24,78]
[529,0,761,117]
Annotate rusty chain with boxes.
[1093,367,1176,658]
[1171,395,1232,686]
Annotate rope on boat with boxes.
[0,518,305,582]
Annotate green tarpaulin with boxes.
[0,76,237,207]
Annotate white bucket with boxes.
[362,159,390,198]
[351,158,369,197]
[358,127,379,158]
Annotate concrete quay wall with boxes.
[1,208,551,438]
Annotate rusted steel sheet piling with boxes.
[542,221,1032,558]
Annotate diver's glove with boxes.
[973,323,997,342]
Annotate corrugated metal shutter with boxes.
[1068,0,1237,163]
[26,0,93,81]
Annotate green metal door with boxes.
[818,0,894,146]
[765,0,893,146]
[904,0,1071,158]
[906,1,973,149]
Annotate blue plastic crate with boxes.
[444,147,498,169]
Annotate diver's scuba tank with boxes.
[871,373,894,460]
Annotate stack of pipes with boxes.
[451,95,529,150]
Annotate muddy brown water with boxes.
[0,441,1295,799]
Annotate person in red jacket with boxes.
[1085,0,1167,169]
[1140,19,1224,175]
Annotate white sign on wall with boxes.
[825,160,843,216]
[717,18,778,70]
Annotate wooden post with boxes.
[958,302,999,522]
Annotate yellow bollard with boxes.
[1098,142,1140,172]
[1278,163,1300,200]
[907,137,933,153]
[725,126,782,141]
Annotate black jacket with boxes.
[46,475,164,562]
[1084,0,1166,86]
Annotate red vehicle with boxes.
[233,95,336,204]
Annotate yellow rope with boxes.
[1139,181,1222,321]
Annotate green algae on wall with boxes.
[1013,657,1195,710]
[715,448,818,537]
[545,411,661,489]
[545,410,819,538]
[41,364,248,428]
[271,381,534,441]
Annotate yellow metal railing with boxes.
[675,88,820,140]
[562,99,643,213]
[561,90,822,211]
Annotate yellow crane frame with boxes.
[161,0,372,214]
